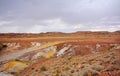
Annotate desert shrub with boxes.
[35,69,38,72]
[65,67,70,71]
[72,62,78,66]
[53,69,61,74]
[40,66,47,71]
[79,64,102,76]
[79,68,88,76]
[91,64,104,71]
[70,69,75,73]
[79,67,99,76]
[99,71,120,76]
[104,65,120,71]
[53,69,61,76]
[67,56,72,60]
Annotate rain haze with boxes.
[0,0,120,33]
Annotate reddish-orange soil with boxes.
[0,31,120,76]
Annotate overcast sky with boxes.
[0,0,120,33]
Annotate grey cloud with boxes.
[0,0,120,33]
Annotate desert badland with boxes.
[0,31,120,76]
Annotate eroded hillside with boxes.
[0,32,120,76]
